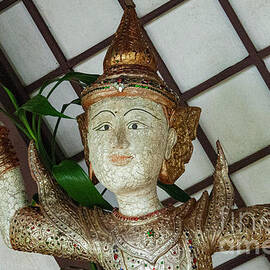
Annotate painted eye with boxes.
[96,124,111,131]
[127,122,147,130]
[131,123,138,129]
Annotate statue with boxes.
[0,4,269,270]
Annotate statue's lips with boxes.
[109,154,134,166]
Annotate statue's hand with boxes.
[202,141,234,244]
[214,140,229,177]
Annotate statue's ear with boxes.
[165,128,177,160]
[184,107,201,140]
[76,113,99,184]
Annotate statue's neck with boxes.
[115,182,163,217]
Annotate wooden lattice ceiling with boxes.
[0,0,270,269]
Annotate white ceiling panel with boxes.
[32,0,123,59]
[145,0,248,91]
[212,251,245,268]
[0,2,59,85]
[230,0,270,51]
[234,256,270,270]
[133,0,168,17]
[74,48,107,75]
[264,56,270,72]
[175,139,214,191]
[231,156,270,206]
[188,66,270,164]
[31,82,84,158]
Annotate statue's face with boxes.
[87,96,176,195]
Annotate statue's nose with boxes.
[112,124,130,149]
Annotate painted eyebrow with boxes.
[123,108,161,120]
[91,110,115,120]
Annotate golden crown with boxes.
[81,4,179,110]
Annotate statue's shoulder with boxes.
[80,206,114,236]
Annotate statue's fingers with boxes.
[216,140,228,172]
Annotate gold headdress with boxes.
[79,3,201,184]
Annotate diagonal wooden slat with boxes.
[219,0,270,91]
[0,0,18,12]
[21,0,68,68]
[23,0,191,94]
[181,56,253,101]
[214,250,264,270]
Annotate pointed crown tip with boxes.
[103,3,157,73]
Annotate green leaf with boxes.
[89,262,98,270]
[40,72,99,98]
[16,110,37,141]
[0,83,19,110]
[39,78,59,95]
[52,160,113,210]
[31,193,39,207]
[157,181,191,203]
[0,107,32,139]
[19,95,73,119]
[51,98,81,164]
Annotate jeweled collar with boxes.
[112,206,174,222]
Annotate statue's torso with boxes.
[84,200,211,270]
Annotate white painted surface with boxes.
[264,56,270,72]
[232,156,270,206]
[134,0,169,17]
[145,0,248,91]
[212,250,245,267]
[230,0,270,50]
[0,2,59,85]
[188,66,270,164]
[32,0,123,59]
[234,256,270,270]
[74,48,107,75]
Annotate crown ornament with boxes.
[81,3,179,110]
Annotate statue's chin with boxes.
[95,166,158,195]
[92,154,163,195]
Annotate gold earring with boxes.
[89,162,93,180]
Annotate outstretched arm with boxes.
[215,205,270,252]
[0,123,98,261]
[0,123,28,247]
[202,141,270,252]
